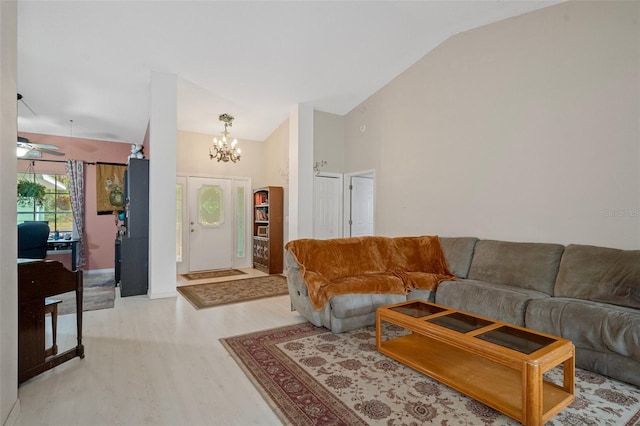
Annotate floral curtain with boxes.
[65,160,86,268]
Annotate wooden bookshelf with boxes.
[252,186,283,274]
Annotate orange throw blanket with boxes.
[285,236,455,310]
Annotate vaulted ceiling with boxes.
[17,1,558,144]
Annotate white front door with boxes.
[349,174,374,237]
[313,173,343,239]
[188,177,232,271]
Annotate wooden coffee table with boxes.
[376,300,574,426]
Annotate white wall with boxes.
[0,2,18,423]
[344,1,640,250]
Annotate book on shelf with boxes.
[254,193,268,205]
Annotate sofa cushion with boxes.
[330,293,407,319]
[554,244,640,309]
[436,279,549,326]
[526,298,640,363]
[301,271,406,310]
[467,240,564,295]
[389,236,454,274]
[439,237,478,278]
[286,237,392,281]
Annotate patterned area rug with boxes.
[57,272,116,315]
[177,275,288,309]
[181,269,246,281]
[221,322,640,426]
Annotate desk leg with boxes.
[71,241,77,271]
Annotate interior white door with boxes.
[188,177,232,271]
[350,175,374,237]
[313,174,342,239]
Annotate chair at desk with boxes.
[18,221,62,356]
[18,221,50,259]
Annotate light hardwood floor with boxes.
[16,269,306,426]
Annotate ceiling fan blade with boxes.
[35,148,65,157]
[20,150,42,159]
[29,142,60,151]
[17,137,61,151]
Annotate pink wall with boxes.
[18,132,136,271]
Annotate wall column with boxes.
[148,71,178,298]
[288,104,314,241]
[0,1,19,424]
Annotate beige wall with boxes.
[314,111,345,174]
[344,1,640,250]
[177,130,265,183]
[261,118,290,244]
[261,118,289,189]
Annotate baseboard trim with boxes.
[4,398,20,426]
[83,268,114,275]
[148,291,177,300]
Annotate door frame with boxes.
[343,169,375,237]
[176,173,252,274]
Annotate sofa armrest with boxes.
[285,249,308,297]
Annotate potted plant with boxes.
[17,179,47,206]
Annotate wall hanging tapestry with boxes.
[96,162,127,215]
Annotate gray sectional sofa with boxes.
[284,236,640,387]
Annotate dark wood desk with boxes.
[47,239,79,271]
[18,259,84,384]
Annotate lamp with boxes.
[209,113,241,163]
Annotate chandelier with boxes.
[209,113,241,163]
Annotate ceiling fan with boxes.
[16,93,65,158]
[17,136,65,158]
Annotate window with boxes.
[236,186,245,257]
[198,184,224,226]
[17,173,73,232]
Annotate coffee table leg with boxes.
[563,354,575,394]
[376,311,381,350]
[525,363,543,426]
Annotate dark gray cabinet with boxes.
[119,158,149,297]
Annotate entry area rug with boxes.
[58,271,116,315]
[181,268,246,281]
[221,322,640,426]
[177,275,288,309]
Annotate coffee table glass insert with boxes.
[476,325,556,355]
[427,311,493,333]
[389,301,446,318]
